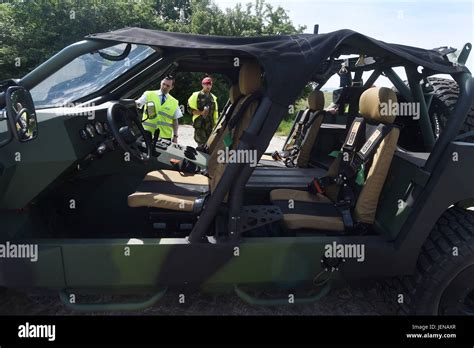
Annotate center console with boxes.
[142,138,210,170]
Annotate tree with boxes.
[0,0,168,79]
[0,0,306,124]
[174,0,307,123]
[153,0,192,22]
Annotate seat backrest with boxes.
[205,84,242,154]
[207,60,262,193]
[354,87,399,224]
[294,90,326,167]
[325,87,400,224]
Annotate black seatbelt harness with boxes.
[295,110,326,149]
[223,91,263,149]
[309,117,366,194]
[227,91,263,131]
[272,110,327,167]
[285,109,310,150]
[308,120,393,230]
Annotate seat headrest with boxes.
[239,61,262,95]
[359,87,397,124]
[229,84,242,104]
[308,90,325,111]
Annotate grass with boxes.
[276,119,294,136]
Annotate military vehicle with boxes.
[0,27,473,315]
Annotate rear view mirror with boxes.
[5,86,38,142]
[144,101,156,121]
[98,43,131,61]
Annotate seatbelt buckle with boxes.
[308,178,325,195]
[308,176,336,195]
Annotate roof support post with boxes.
[383,68,413,102]
[188,97,273,243]
[227,102,288,239]
[406,66,436,150]
[363,68,381,89]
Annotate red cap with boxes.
[202,77,213,85]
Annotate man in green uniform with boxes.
[136,76,182,143]
[187,77,218,149]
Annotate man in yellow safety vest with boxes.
[135,76,183,142]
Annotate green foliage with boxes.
[189,0,306,36]
[0,0,166,79]
[0,0,306,125]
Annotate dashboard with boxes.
[44,101,209,171]
[62,105,117,163]
[78,120,110,140]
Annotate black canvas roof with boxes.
[87,27,469,105]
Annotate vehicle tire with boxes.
[428,77,474,141]
[394,77,474,150]
[383,207,474,315]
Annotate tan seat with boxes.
[128,170,209,212]
[270,86,400,231]
[270,189,345,230]
[128,61,263,211]
[260,89,325,168]
[295,91,326,167]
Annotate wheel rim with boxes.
[438,265,474,315]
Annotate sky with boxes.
[214,0,474,87]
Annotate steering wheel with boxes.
[14,107,35,140]
[15,107,30,126]
[107,101,151,162]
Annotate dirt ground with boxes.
[0,284,394,315]
[177,124,286,152]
